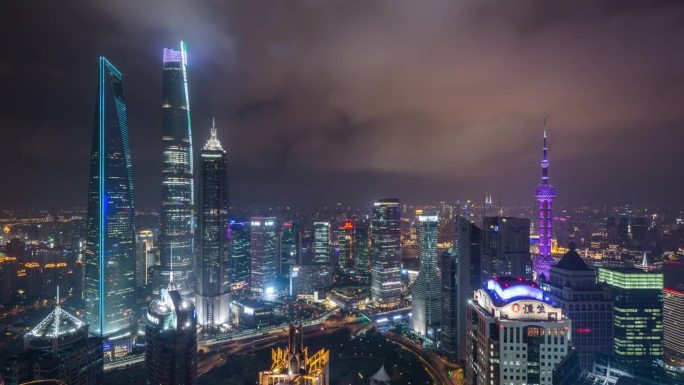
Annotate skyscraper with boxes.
[196,120,230,330]
[136,229,155,288]
[542,244,613,369]
[84,57,137,339]
[482,216,531,281]
[411,214,441,340]
[598,267,664,364]
[3,290,103,385]
[371,199,402,308]
[145,287,198,385]
[465,278,572,385]
[250,217,277,293]
[664,261,684,360]
[337,220,354,270]
[353,222,370,276]
[533,124,556,281]
[229,220,250,288]
[313,221,330,264]
[159,41,195,295]
[440,215,482,360]
[279,221,299,278]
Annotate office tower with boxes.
[541,244,613,369]
[629,217,648,242]
[279,221,299,278]
[24,262,43,298]
[664,261,684,359]
[440,215,482,360]
[482,216,531,281]
[313,221,330,264]
[159,41,195,295]
[229,220,250,288]
[145,288,198,385]
[250,217,277,293]
[465,277,572,385]
[337,220,354,270]
[258,324,330,385]
[598,267,664,363]
[84,57,137,339]
[2,290,103,385]
[411,214,441,340]
[371,199,402,308]
[533,126,556,281]
[5,238,25,262]
[0,253,18,305]
[617,217,630,244]
[353,222,370,276]
[42,263,67,299]
[136,230,155,288]
[196,120,230,329]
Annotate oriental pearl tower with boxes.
[533,120,556,281]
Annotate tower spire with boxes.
[203,117,224,151]
[542,116,549,184]
[533,117,557,281]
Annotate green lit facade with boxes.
[598,268,664,362]
[84,57,137,338]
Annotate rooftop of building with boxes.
[484,277,556,307]
[553,243,592,271]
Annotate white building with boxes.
[465,277,572,385]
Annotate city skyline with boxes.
[4,2,684,210]
[2,3,684,385]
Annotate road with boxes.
[104,306,447,381]
[104,311,363,372]
[385,332,456,385]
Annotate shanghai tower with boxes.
[84,57,137,338]
[159,41,195,295]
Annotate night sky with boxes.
[2,1,684,210]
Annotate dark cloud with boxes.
[1,0,684,210]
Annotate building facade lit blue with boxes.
[159,41,195,295]
[84,57,137,339]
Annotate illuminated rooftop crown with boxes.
[203,117,224,152]
[27,287,85,339]
[484,277,555,307]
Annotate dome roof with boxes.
[534,183,557,199]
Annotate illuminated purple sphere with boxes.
[534,183,557,200]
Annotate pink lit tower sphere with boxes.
[533,121,556,281]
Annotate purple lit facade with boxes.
[533,126,556,281]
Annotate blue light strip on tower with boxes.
[98,56,105,337]
[180,41,194,204]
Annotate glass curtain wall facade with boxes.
[196,123,230,329]
[598,268,664,363]
[370,199,402,308]
[84,57,137,338]
[279,221,299,278]
[313,222,330,264]
[159,41,195,295]
[229,220,251,288]
[250,217,277,293]
[411,214,441,340]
